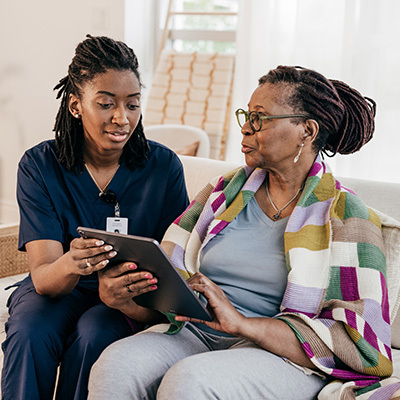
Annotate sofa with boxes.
[1,154,400,395]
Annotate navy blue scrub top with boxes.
[17,139,189,259]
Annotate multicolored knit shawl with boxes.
[161,155,395,398]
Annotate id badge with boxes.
[106,217,128,234]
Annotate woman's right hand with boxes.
[98,262,158,311]
[69,237,118,276]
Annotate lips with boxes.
[105,131,130,142]
[107,131,129,136]
[241,142,254,153]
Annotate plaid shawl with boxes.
[161,155,399,399]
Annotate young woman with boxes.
[1,35,188,400]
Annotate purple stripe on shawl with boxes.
[315,356,336,368]
[281,282,324,315]
[344,309,357,330]
[211,192,226,213]
[362,299,391,346]
[332,369,379,382]
[170,245,185,268]
[286,199,331,232]
[210,220,229,235]
[195,202,219,242]
[319,317,336,328]
[340,267,359,301]
[214,176,226,192]
[301,341,315,358]
[363,321,378,350]
[369,383,400,400]
[381,274,390,324]
[384,344,392,361]
[308,161,322,177]
[320,309,334,320]
[240,168,266,192]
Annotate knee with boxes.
[88,341,135,398]
[158,357,204,398]
[89,341,128,386]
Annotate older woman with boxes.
[88,66,392,399]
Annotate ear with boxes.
[302,119,319,144]
[68,93,82,119]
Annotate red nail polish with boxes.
[129,264,137,270]
[151,285,157,290]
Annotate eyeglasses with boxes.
[99,190,117,204]
[235,108,307,133]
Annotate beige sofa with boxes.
[1,154,400,392]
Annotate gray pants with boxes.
[88,323,327,400]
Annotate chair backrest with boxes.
[145,124,210,158]
[144,50,235,160]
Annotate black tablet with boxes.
[77,227,212,322]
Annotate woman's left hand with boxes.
[174,272,246,336]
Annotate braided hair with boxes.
[258,66,376,156]
[53,35,149,173]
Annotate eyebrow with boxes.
[96,91,141,98]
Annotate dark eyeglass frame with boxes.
[235,108,307,133]
[99,190,117,204]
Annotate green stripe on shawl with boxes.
[177,202,204,231]
[343,192,371,220]
[357,242,386,274]
[325,267,343,301]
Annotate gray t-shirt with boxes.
[197,196,289,336]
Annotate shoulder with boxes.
[146,140,183,170]
[19,139,58,166]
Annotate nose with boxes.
[241,120,254,136]
[112,107,129,126]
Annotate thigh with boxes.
[158,344,327,400]
[88,324,212,400]
[5,277,99,339]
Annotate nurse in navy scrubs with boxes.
[1,35,188,400]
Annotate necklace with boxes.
[265,180,304,221]
[85,163,120,195]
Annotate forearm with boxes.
[30,252,81,297]
[112,300,166,325]
[235,316,315,369]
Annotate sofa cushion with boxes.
[374,210,400,348]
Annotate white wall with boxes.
[0,0,125,223]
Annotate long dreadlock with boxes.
[258,66,376,157]
[53,35,149,174]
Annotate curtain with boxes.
[227,0,400,184]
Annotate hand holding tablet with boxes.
[77,227,212,321]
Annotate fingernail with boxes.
[96,241,104,246]
[104,245,113,251]
[151,285,157,290]
[149,278,156,284]
[129,264,137,270]
[144,274,151,279]
[102,260,109,266]
[109,251,117,257]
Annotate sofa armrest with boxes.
[0,224,29,278]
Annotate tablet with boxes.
[77,227,212,321]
